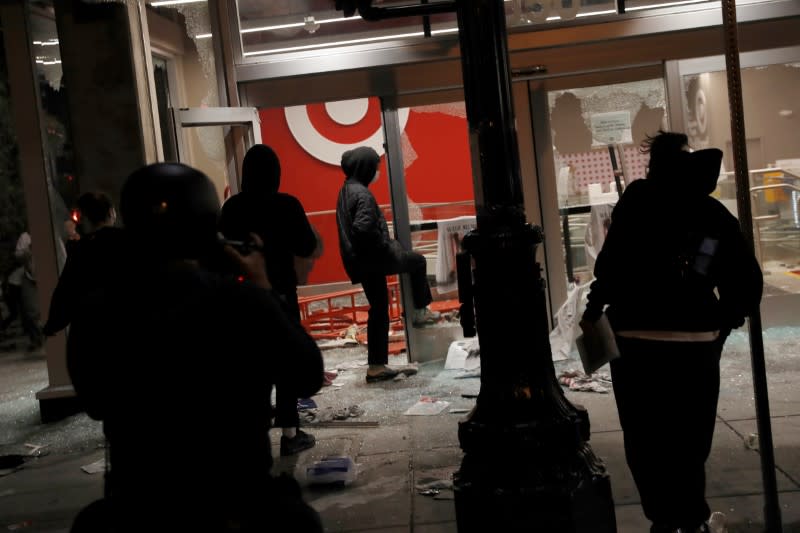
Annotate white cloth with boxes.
[549,280,592,361]
[14,232,34,281]
[434,216,477,290]
[584,204,614,272]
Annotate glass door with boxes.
[675,46,800,321]
[171,107,262,201]
[529,67,668,315]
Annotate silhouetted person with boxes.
[43,191,124,337]
[219,144,322,457]
[581,131,763,533]
[14,231,43,351]
[67,163,324,533]
[1,265,23,335]
[335,146,439,383]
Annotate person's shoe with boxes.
[366,367,400,383]
[280,429,316,456]
[412,307,441,326]
[706,512,727,533]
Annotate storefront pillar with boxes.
[53,0,159,203]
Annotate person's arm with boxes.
[42,253,79,335]
[350,192,388,252]
[716,216,763,331]
[581,181,640,323]
[288,196,318,259]
[238,275,323,399]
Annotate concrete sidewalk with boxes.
[0,328,798,532]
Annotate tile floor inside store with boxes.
[0,325,798,532]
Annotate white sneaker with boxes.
[412,307,441,325]
[707,512,727,533]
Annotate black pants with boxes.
[274,291,302,430]
[1,283,21,330]
[611,336,723,530]
[360,243,432,366]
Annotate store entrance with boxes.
[528,66,668,316]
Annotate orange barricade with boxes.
[298,277,403,340]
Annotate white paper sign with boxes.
[591,111,632,146]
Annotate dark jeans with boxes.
[20,277,43,348]
[360,243,432,366]
[274,291,301,429]
[1,283,21,330]
[611,336,723,530]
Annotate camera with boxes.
[217,232,261,255]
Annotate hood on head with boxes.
[241,144,281,196]
[341,146,380,186]
[649,148,723,197]
[686,148,724,196]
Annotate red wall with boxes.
[258,99,474,285]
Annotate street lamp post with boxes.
[336,1,617,530]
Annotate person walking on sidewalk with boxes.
[335,146,438,383]
[14,231,43,352]
[219,144,322,456]
[581,131,762,533]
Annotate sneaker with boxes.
[412,307,441,326]
[707,512,727,533]
[280,429,316,456]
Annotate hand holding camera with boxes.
[219,232,271,290]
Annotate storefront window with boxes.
[547,78,667,285]
[0,17,28,283]
[234,0,625,60]
[29,2,78,270]
[147,1,231,197]
[681,61,800,298]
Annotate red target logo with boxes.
[284,98,410,166]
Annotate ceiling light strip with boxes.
[244,27,457,58]
[150,0,206,6]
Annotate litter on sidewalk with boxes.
[80,458,106,475]
[306,456,357,486]
[557,369,612,393]
[404,396,451,416]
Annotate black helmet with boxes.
[120,163,220,260]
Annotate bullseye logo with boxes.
[284,98,410,166]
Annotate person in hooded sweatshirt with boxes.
[581,131,763,533]
[219,144,322,457]
[336,146,440,383]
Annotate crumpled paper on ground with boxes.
[557,369,611,393]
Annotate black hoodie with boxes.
[584,148,762,333]
[219,144,317,294]
[335,146,391,282]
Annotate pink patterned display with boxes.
[557,147,651,194]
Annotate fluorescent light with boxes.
[625,0,707,11]
[576,9,618,16]
[244,26,458,57]
[150,0,205,6]
[195,33,212,39]
[241,16,356,34]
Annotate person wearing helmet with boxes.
[67,163,323,532]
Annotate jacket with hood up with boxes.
[583,148,762,334]
[336,147,391,283]
[219,145,317,295]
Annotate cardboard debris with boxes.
[80,458,106,475]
